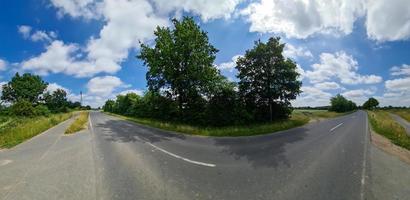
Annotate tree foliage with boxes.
[44,89,69,113]
[362,97,379,110]
[329,94,357,113]
[1,73,48,104]
[236,37,302,121]
[138,17,220,121]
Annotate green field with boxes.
[0,113,72,148]
[293,109,352,120]
[368,110,410,150]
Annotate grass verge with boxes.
[368,110,410,150]
[105,112,310,137]
[293,109,352,120]
[65,111,89,134]
[0,113,73,148]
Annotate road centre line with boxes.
[147,142,216,167]
[330,123,344,132]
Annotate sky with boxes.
[0,0,410,108]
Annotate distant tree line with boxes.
[103,17,302,126]
[328,94,357,113]
[0,73,89,117]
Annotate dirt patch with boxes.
[370,130,410,165]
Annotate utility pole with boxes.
[80,91,83,107]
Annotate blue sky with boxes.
[0,0,410,107]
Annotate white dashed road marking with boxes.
[330,123,344,132]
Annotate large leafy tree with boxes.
[329,94,357,113]
[137,17,220,119]
[236,37,302,121]
[44,89,69,113]
[362,97,379,110]
[1,73,48,104]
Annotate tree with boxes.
[1,73,48,105]
[103,100,115,112]
[236,37,302,121]
[44,89,69,113]
[362,97,379,110]
[137,17,220,121]
[329,94,357,113]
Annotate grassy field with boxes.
[293,109,352,120]
[368,110,410,150]
[106,112,312,137]
[65,111,89,134]
[0,113,73,148]
[389,109,410,122]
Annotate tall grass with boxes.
[390,109,410,122]
[65,111,89,134]
[368,110,410,150]
[293,109,351,119]
[107,112,310,137]
[0,113,72,148]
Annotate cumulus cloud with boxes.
[305,51,382,85]
[314,81,342,90]
[390,64,410,76]
[216,55,242,72]
[119,89,144,96]
[0,59,7,71]
[18,25,57,42]
[87,76,129,97]
[291,86,332,107]
[47,82,70,93]
[341,88,376,104]
[366,0,410,41]
[283,43,313,60]
[241,0,366,39]
[50,0,100,19]
[152,0,243,21]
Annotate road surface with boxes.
[390,113,410,136]
[0,111,409,200]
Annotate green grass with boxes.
[0,113,73,148]
[106,112,310,137]
[389,109,410,122]
[368,110,410,150]
[65,111,89,134]
[293,109,352,119]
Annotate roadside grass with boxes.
[65,111,89,134]
[0,113,73,148]
[106,112,310,137]
[293,109,352,119]
[389,109,410,122]
[368,110,410,150]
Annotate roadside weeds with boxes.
[65,111,90,135]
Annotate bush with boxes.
[10,100,37,117]
[329,94,357,113]
[34,105,51,116]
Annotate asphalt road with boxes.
[0,111,409,200]
[390,113,410,136]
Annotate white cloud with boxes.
[390,64,410,76]
[87,76,129,97]
[366,0,410,41]
[50,0,100,19]
[0,59,7,71]
[21,40,101,77]
[341,88,376,105]
[152,0,243,21]
[241,0,366,39]
[291,86,332,107]
[47,83,70,93]
[18,25,32,38]
[385,77,410,92]
[314,81,342,90]
[296,64,305,81]
[31,30,57,42]
[305,51,382,85]
[283,43,313,60]
[216,55,242,72]
[18,25,57,43]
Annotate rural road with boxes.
[0,111,409,199]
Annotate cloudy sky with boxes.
[0,0,410,107]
